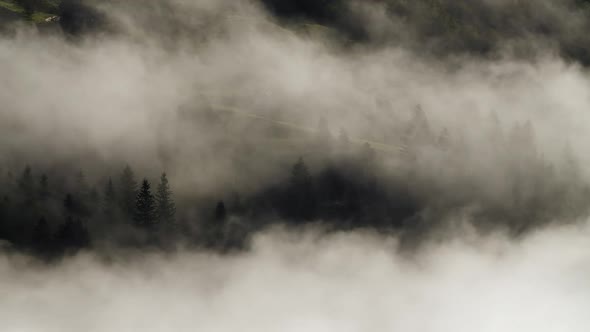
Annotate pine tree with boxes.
[291,157,312,187]
[215,201,227,221]
[437,128,451,149]
[135,179,156,228]
[103,177,116,218]
[155,173,176,228]
[75,170,89,196]
[54,217,90,252]
[63,193,76,217]
[39,174,50,200]
[203,200,227,248]
[88,186,100,215]
[75,170,91,216]
[119,165,138,220]
[288,158,316,220]
[18,165,34,203]
[405,105,434,145]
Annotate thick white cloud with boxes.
[1,226,589,332]
[1,2,590,330]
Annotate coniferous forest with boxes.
[3,1,590,331]
[2,106,589,257]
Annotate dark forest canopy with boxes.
[1,113,589,258]
[1,3,590,329]
[4,0,590,64]
[2,0,590,258]
[261,0,590,65]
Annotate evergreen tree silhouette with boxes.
[135,179,156,228]
[54,217,90,252]
[76,170,90,201]
[291,158,311,186]
[87,186,100,215]
[18,165,34,204]
[287,158,316,220]
[405,105,434,145]
[204,200,227,248]
[119,165,138,221]
[74,170,91,217]
[76,170,88,195]
[437,128,451,149]
[63,193,76,216]
[103,177,117,219]
[38,174,50,200]
[215,201,227,221]
[155,173,176,228]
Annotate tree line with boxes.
[0,165,178,256]
[2,106,590,256]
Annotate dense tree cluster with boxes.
[262,0,590,65]
[1,106,590,256]
[0,165,178,257]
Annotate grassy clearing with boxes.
[0,0,24,14]
[0,0,60,22]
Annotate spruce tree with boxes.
[155,173,176,228]
[39,174,49,200]
[406,105,434,145]
[119,165,138,221]
[75,170,91,216]
[18,165,34,203]
[206,200,227,248]
[291,158,311,187]
[63,193,76,217]
[75,170,89,197]
[215,201,227,221]
[437,128,451,149]
[135,179,156,228]
[54,217,90,251]
[288,158,316,220]
[103,177,116,218]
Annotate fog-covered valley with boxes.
[2,1,590,330]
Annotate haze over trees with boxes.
[0,0,589,258]
[2,2,590,332]
[0,104,587,257]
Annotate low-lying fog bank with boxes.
[1,225,589,332]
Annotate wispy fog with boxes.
[2,0,590,193]
[1,0,590,329]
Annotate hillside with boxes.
[0,5,20,24]
[263,0,590,65]
[0,0,59,23]
[2,0,590,65]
